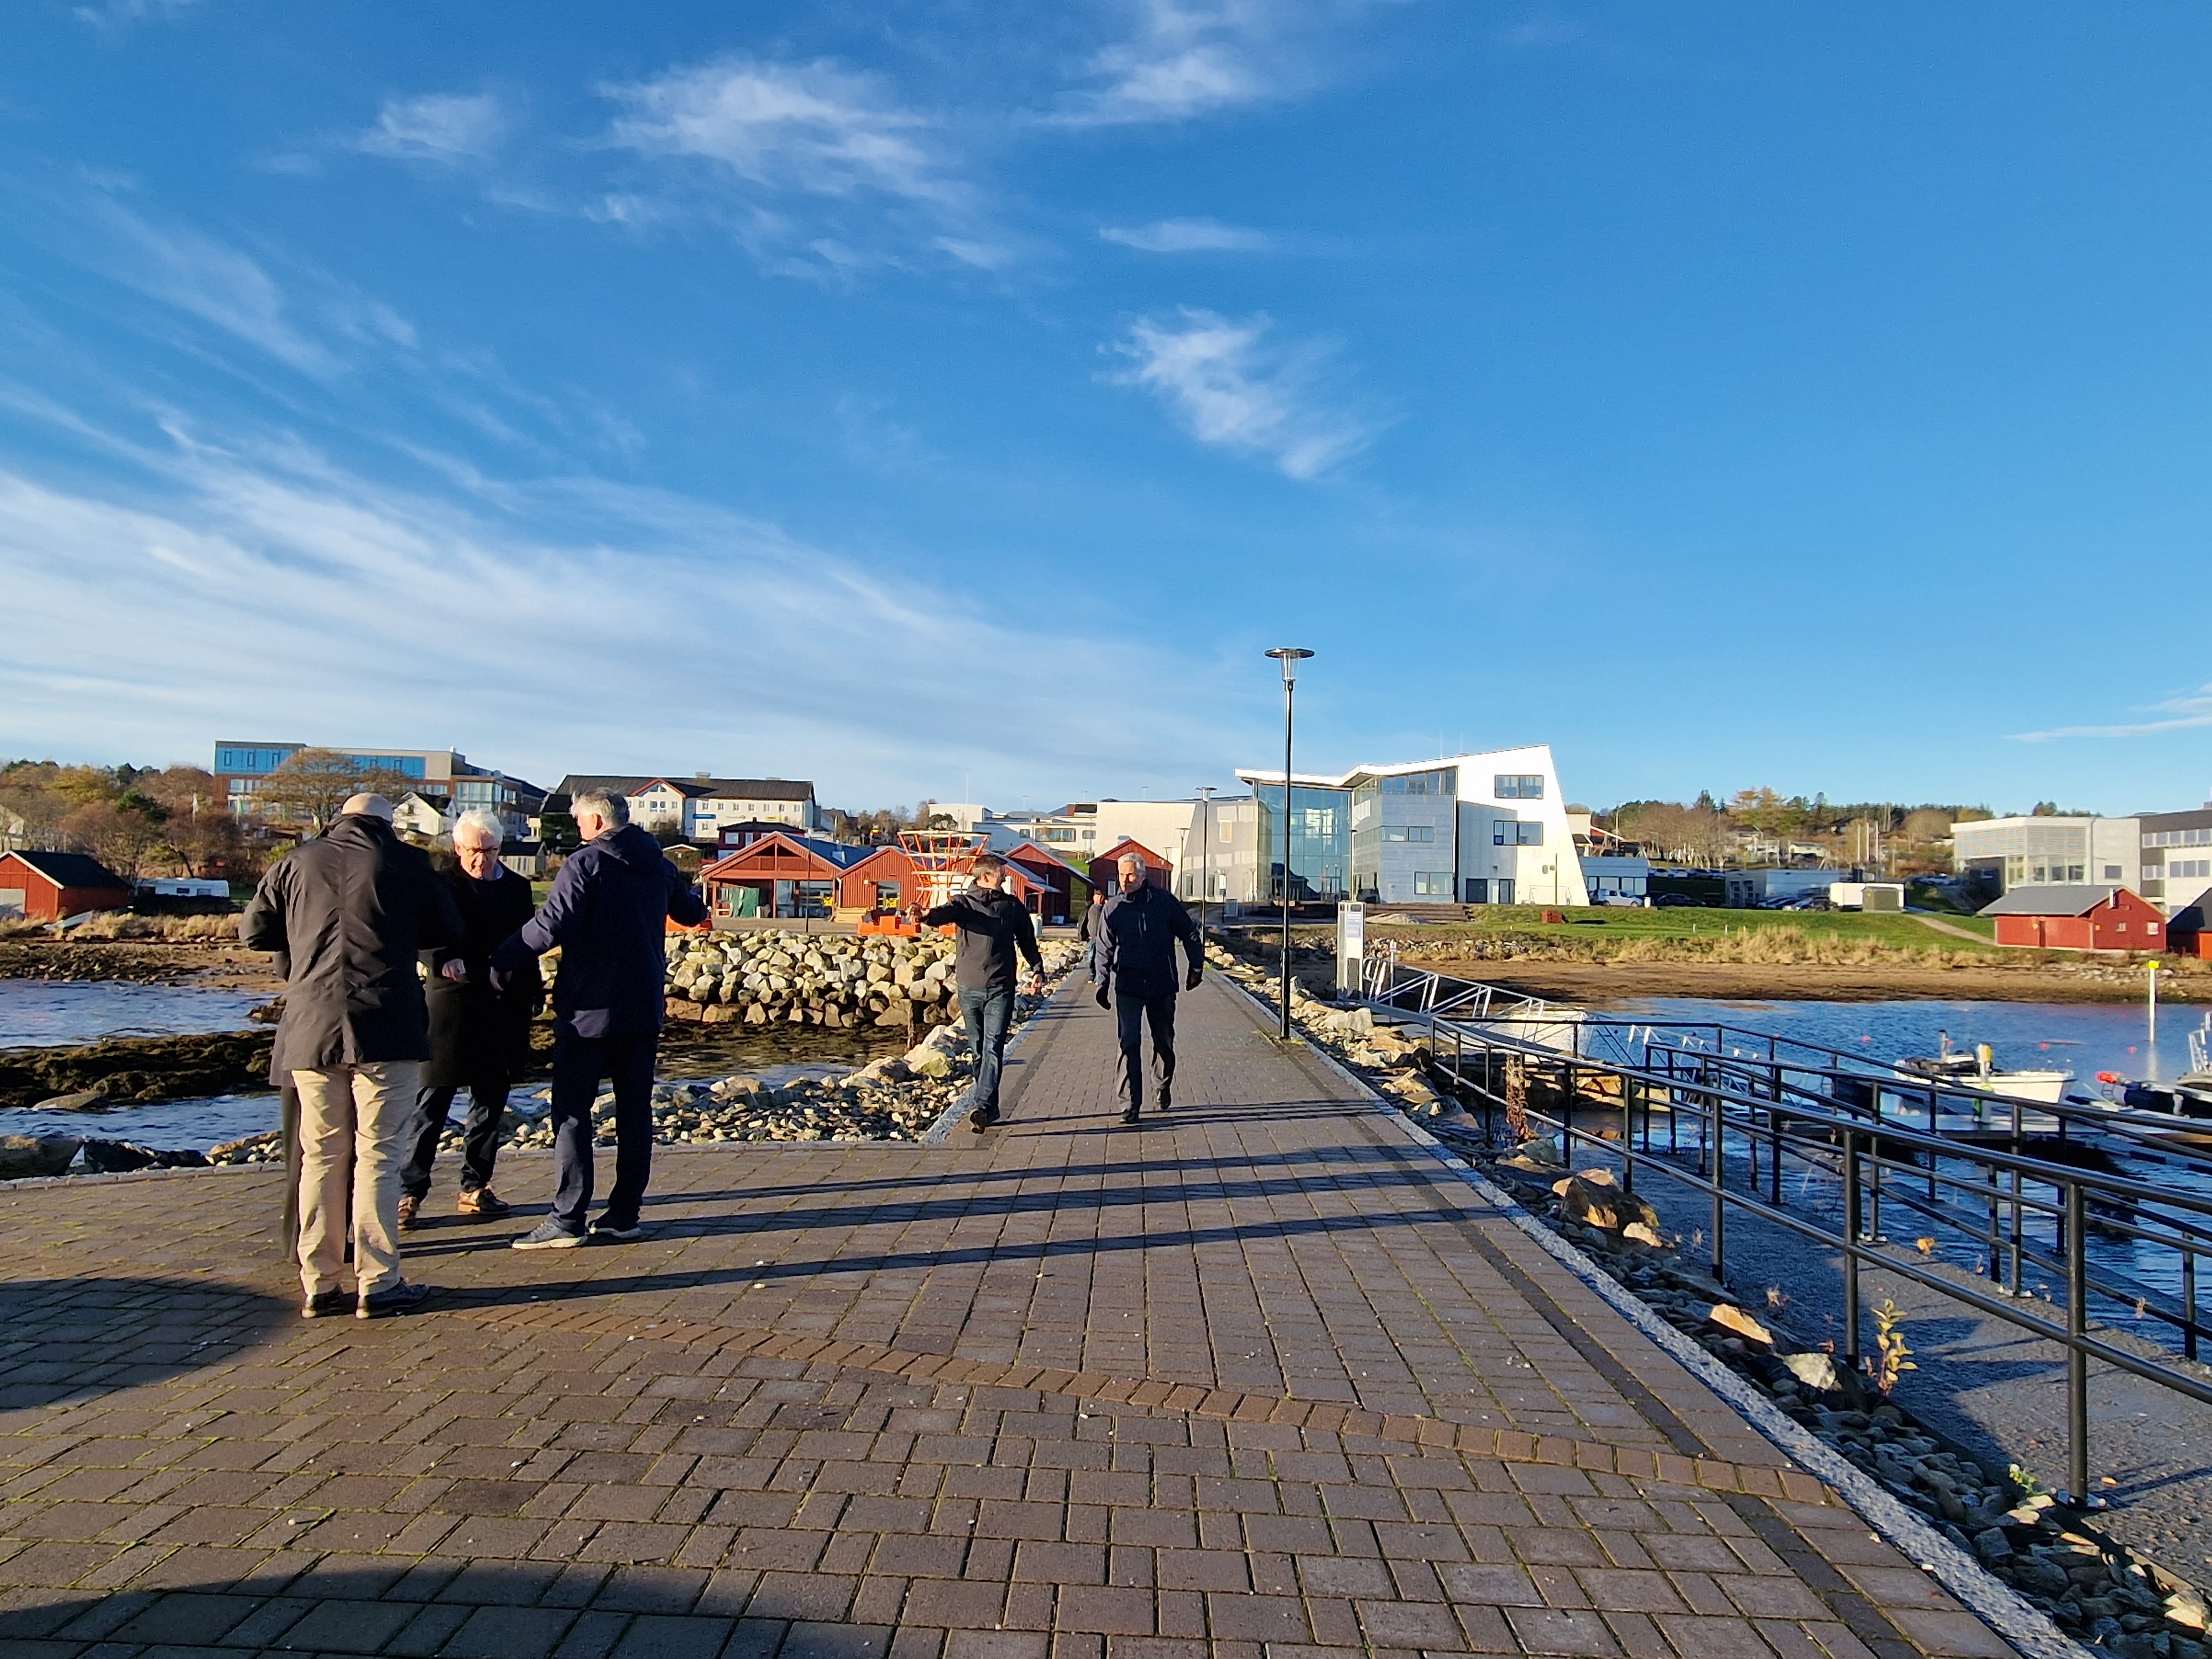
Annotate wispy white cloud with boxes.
[1057,0,1323,127]
[71,0,196,30]
[0,403,1238,797]
[1099,216,1272,253]
[353,92,509,168]
[81,196,340,375]
[602,57,953,206]
[2011,685,2212,742]
[1109,307,1374,479]
[594,55,1016,276]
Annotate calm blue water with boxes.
[1593,998,2212,1344]
[0,1063,869,1154]
[1605,996,2198,1091]
[0,1092,283,1151]
[0,980,268,1047]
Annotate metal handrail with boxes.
[1361,960,2212,1504]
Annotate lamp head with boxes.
[1265,646,1315,686]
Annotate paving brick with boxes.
[0,980,2024,1659]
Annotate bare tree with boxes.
[61,794,170,885]
[252,749,415,832]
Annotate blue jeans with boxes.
[959,987,1016,1114]
[549,1029,658,1232]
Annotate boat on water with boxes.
[2095,1016,2212,1139]
[1894,1036,2073,1104]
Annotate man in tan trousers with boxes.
[242,793,462,1318]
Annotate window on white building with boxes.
[1413,872,1452,895]
[1493,821,1542,846]
[1494,774,1544,799]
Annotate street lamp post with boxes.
[1194,786,1216,931]
[1265,648,1314,1040]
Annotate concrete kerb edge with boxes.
[1213,971,2090,1659]
[0,1159,274,1190]
[919,967,1078,1145]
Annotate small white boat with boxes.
[1894,1037,2072,1104]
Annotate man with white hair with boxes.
[493,787,707,1248]
[398,808,541,1229]
[242,792,462,1318]
[1093,850,1203,1126]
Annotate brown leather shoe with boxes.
[397,1194,421,1232]
[457,1188,511,1219]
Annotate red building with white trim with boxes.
[701,833,1087,924]
[1088,837,1172,896]
[1979,884,2166,952]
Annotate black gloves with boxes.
[1094,985,1110,1009]
[1185,967,1203,991]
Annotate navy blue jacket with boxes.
[1095,883,1202,999]
[492,823,707,1040]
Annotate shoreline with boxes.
[0,938,282,992]
[1413,957,2187,1006]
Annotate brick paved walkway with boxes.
[0,979,2023,1659]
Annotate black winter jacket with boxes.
[422,862,542,1086]
[922,885,1043,993]
[1096,883,1202,998]
[491,823,707,1040]
[241,813,463,1070]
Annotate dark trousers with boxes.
[1114,989,1177,1109]
[401,1078,509,1199]
[959,987,1015,1113]
[549,1030,658,1233]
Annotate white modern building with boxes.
[1194,745,1590,907]
[1953,801,2212,914]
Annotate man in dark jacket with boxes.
[241,794,462,1318]
[921,853,1042,1133]
[1094,851,1203,1126]
[399,809,541,1228]
[1076,887,1107,982]
[492,789,706,1248]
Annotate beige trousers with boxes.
[292,1061,419,1300]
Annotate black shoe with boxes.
[968,1103,1000,1133]
[357,1280,432,1319]
[1120,1106,1141,1125]
[1156,1081,1173,1110]
[301,1289,349,1319]
[589,1219,648,1242]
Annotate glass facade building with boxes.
[1350,767,1459,901]
[1253,784,1350,901]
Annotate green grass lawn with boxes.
[1375,904,2010,953]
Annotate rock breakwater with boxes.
[201,935,1088,1162]
[655,928,976,1030]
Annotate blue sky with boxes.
[4,2,2211,815]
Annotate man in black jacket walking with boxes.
[1094,851,1203,1126]
[241,794,462,1318]
[922,853,1042,1132]
[492,790,707,1248]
